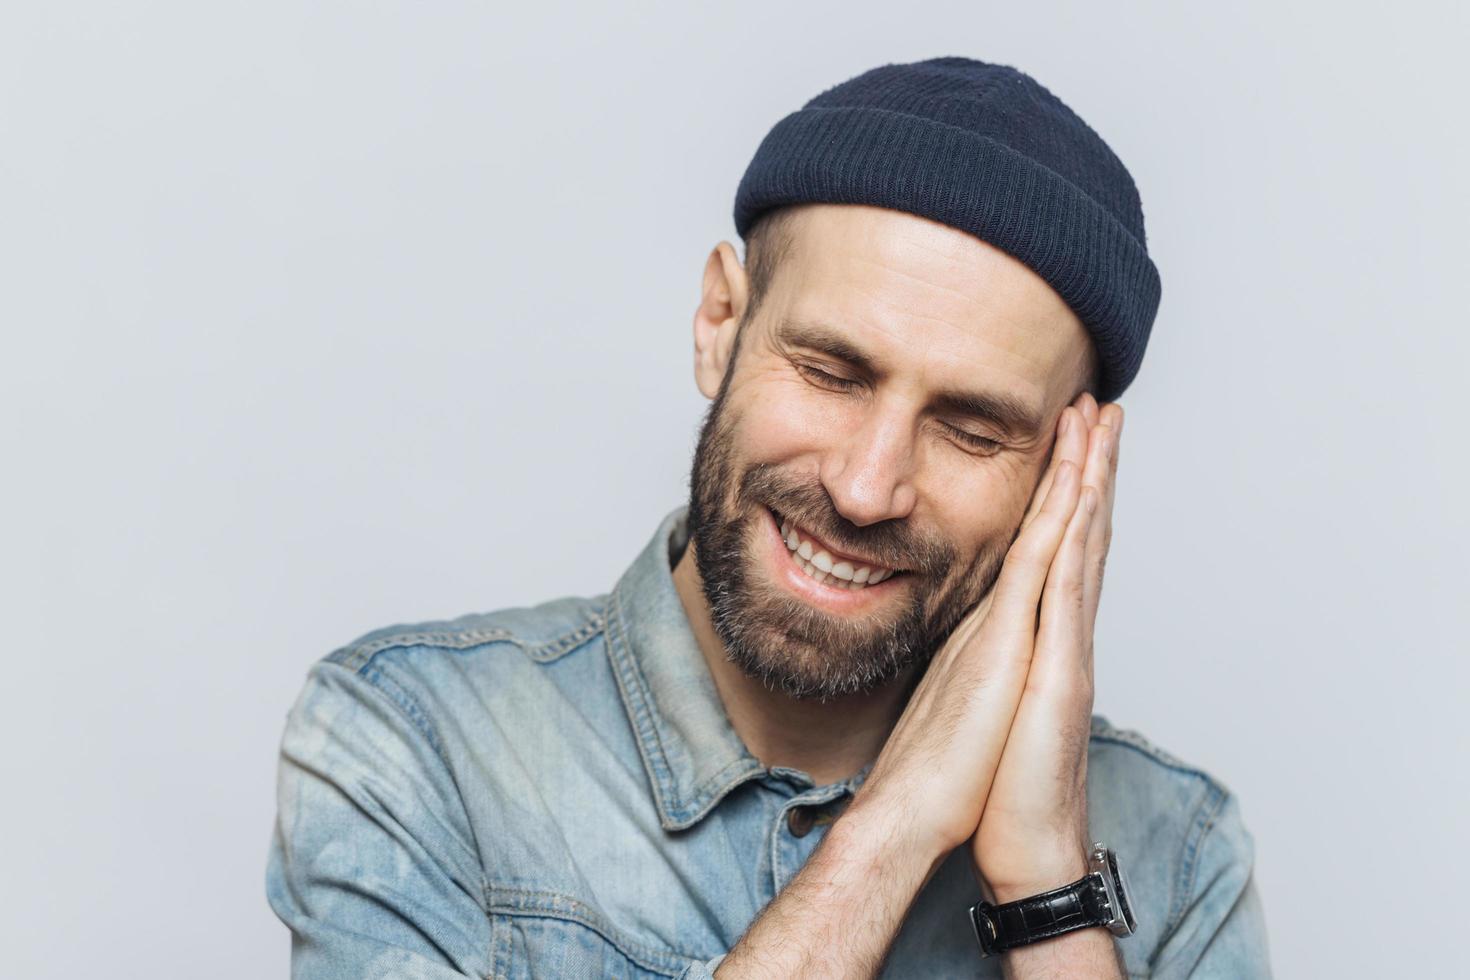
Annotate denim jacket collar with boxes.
[605,506,770,830]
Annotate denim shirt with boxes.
[267,505,1271,978]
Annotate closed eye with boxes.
[943,425,1002,453]
[797,363,1003,455]
[797,363,863,392]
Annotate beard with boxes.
[685,373,1015,704]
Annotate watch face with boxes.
[1105,848,1137,935]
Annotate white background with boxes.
[2,2,1465,976]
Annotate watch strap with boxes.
[969,871,1113,956]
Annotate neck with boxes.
[671,540,916,786]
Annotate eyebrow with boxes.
[775,318,1047,438]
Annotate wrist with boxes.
[969,841,1135,976]
[718,793,949,977]
[982,842,1092,904]
[836,794,952,882]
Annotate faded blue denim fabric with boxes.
[266,505,1272,979]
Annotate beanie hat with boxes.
[733,56,1161,403]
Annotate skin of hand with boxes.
[970,391,1123,900]
[843,391,1118,876]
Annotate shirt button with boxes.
[786,805,817,838]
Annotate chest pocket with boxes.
[488,889,705,980]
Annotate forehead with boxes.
[756,204,1091,411]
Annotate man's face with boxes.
[687,204,1093,702]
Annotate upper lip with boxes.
[773,508,902,573]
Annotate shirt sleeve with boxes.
[265,660,492,978]
[1149,788,1273,979]
[676,952,727,978]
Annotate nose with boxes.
[818,406,918,526]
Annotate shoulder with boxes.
[295,594,612,754]
[324,593,609,676]
[1088,712,1244,813]
[1086,712,1255,860]
[1085,715,1257,962]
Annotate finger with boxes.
[1080,404,1123,639]
[1019,401,1089,535]
[985,458,1083,647]
[968,399,1090,630]
[1079,390,1100,428]
[1017,409,1070,534]
[1029,482,1097,697]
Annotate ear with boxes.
[692,240,750,399]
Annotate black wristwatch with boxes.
[969,842,1137,957]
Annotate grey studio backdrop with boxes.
[1,3,1464,977]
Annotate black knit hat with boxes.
[733,56,1161,403]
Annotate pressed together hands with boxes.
[869,389,1121,900]
[719,392,1125,979]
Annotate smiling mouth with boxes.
[769,507,903,591]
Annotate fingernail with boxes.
[1059,412,1070,436]
[1085,487,1097,514]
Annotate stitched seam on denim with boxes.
[360,662,449,759]
[604,582,680,825]
[678,757,767,828]
[1178,783,1229,927]
[1087,729,1218,784]
[768,800,785,897]
[604,579,762,828]
[318,661,492,917]
[330,628,523,672]
[527,614,606,662]
[1091,713,1245,950]
[1157,779,1228,956]
[488,911,512,980]
[486,885,695,973]
[328,608,605,673]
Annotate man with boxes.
[267,57,1271,978]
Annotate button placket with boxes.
[771,793,855,893]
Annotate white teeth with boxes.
[778,512,900,590]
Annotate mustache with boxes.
[739,463,955,577]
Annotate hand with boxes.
[843,392,1108,865]
[971,392,1123,900]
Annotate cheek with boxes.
[928,466,1036,554]
[729,375,847,462]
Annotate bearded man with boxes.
[267,57,1271,979]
